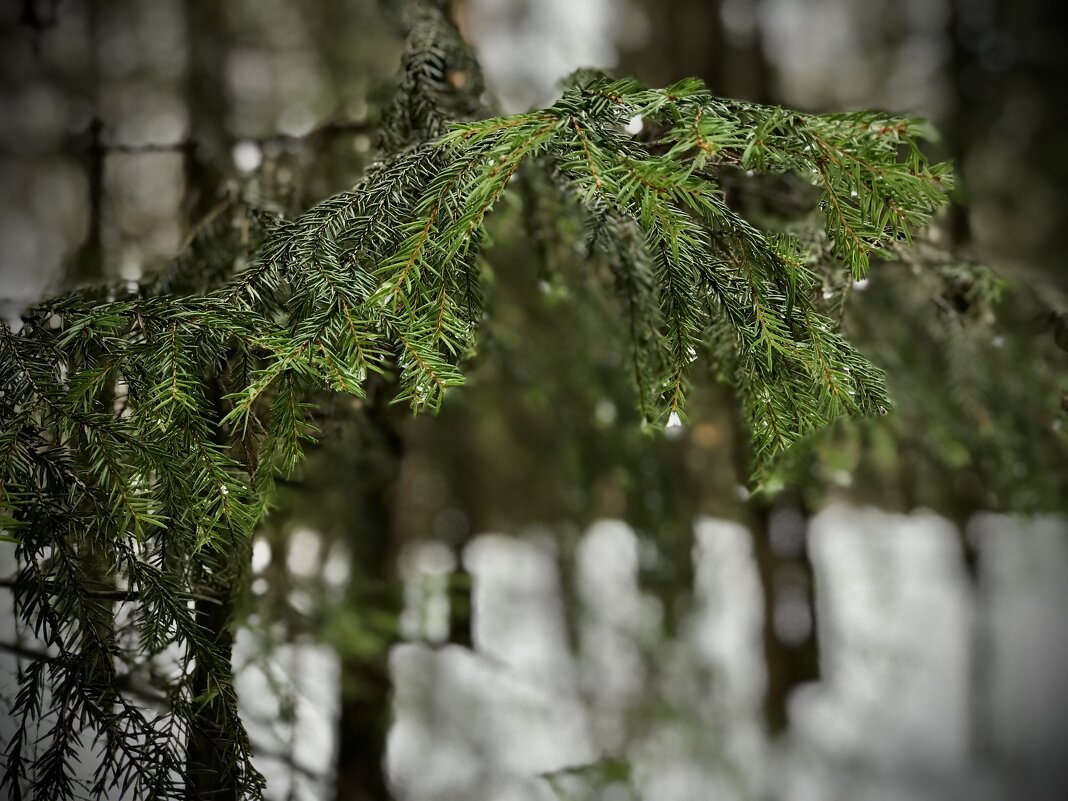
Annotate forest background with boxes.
[1,1,1066,800]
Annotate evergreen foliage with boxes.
[774,239,1068,514]
[0,3,953,797]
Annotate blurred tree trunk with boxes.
[944,0,997,763]
[945,0,1068,295]
[186,568,239,801]
[71,3,103,283]
[182,0,230,221]
[748,491,820,734]
[333,385,406,801]
[637,3,816,730]
[945,0,979,247]
[173,6,245,797]
[629,0,770,102]
[187,373,256,800]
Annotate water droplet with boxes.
[665,411,685,440]
[822,289,834,299]
[854,278,869,291]
[220,485,229,496]
[624,115,644,135]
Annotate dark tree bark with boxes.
[177,9,242,791]
[186,571,239,801]
[185,381,253,801]
[748,491,820,735]
[333,382,407,801]
[629,0,770,103]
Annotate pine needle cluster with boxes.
[0,12,951,797]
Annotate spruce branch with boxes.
[0,60,952,798]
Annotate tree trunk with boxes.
[333,384,406,801]
[631,0,770,103]
[748,491,820,735]
[184,381,251,800]
[186,562,239,801]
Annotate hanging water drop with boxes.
[665,411,684,440]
